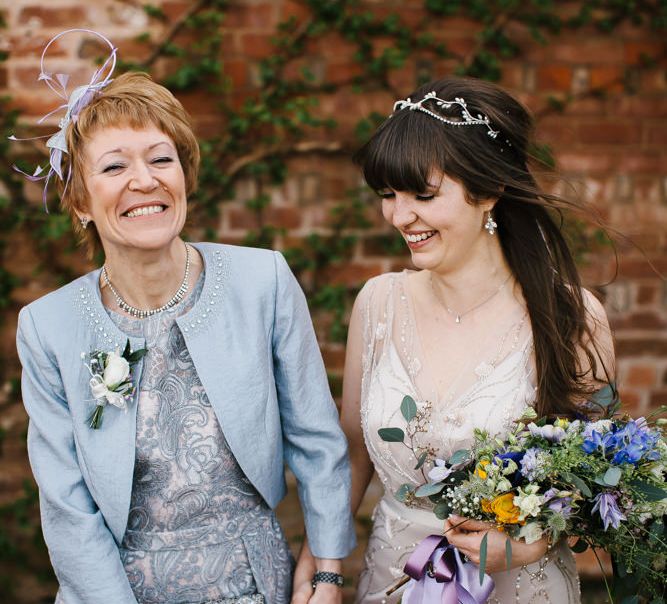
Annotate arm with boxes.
[270,254,355,602]
[16,307,137,604]
[292,286,375,603]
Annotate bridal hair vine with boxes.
[393,92,500,139]
[9,29,118,210]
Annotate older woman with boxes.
[15,31,354,604]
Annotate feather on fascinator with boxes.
[9,29,117,210]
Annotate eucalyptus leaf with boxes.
[401,395,418,422]
[395,483,414,503]
[590,382,617,409]
[603,466,622,486]
[569,539,588,553]
[479,532,488,585]
[562,472,592,498]
[434,501,451,520]
[505,536,512,573]
[414,451,428,470]
[415,482,445,497]
[448,449,470,466]
[378,427,405,442]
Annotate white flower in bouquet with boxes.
[518,521,544,545]
[514,484,544,521]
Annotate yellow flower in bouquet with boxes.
[490,493,522,524]
[475,459,491,480]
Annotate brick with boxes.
[265,206,302,229]
[619,389,643,415]
[224,3,276,29]
[637,284,658,304]
[239,33,275,59]
[8,34,67,57]
[549,40,624,64]
[616,338,667,357]
[0,67,6,88]
[624,41,665,64]
[224,59,249,89]
[650,389,667,408]
[589,66,625,93]
[228,207,258,230]
[557,153,612,174]
[324,263,383,287]
[578,121,641,145]
[326,61,364,85]
[161,2,192,22]
[626,364,657,387]
[321,345,346,371]
[18,6,88,27]
[646,123,667,145]
[536,65,572,92]
[281,0,312,22]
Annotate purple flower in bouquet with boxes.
[528,423,566,443]
[520,447,547,481]
[592,492,626,531]
[544,488,573,517]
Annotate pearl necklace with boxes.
[430,271,512,324]
[102,244,191,319]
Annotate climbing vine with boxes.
[0,0,665,596]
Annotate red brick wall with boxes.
[1,0,666,597]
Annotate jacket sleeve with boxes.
[16,306,137,604]
[271,251,356,559]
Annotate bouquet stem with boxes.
[88,405,104,429]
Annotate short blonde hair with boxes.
[60,72,200,258]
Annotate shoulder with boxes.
[195,241,277,268]
[356,271,404,305]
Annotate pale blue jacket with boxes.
[16,242,356,604]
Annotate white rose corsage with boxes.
[82,339,147,429]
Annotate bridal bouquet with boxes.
[379,389,667,602]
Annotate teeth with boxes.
[406,231,435,243]
[125,205,165,218]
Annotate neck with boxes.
[101,239,192,311]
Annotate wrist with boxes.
[313,558,342,573]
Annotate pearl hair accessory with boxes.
[102,243,191,319]
[393,92,499,138]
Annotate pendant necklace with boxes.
[102,243,191,319]
[430,271,512,324]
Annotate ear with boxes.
[479,197,498,213]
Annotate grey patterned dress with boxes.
[107,274,294,604]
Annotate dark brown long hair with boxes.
[354,77,613,418]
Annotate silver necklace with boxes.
[102,243,191,319]
[430,271,512,324]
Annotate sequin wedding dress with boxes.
[355,272,580,604]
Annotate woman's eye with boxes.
[378,190,395,199]
[415,194,435,201]
[152,156,174,165]
[102,164,124,173]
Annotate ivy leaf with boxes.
[378,427,405,442]
[415,482,444,497]
[479,532,488,585]
[414,451,428,470]
[505,536,512,572]
[561,472,592,498]
[401,395,418,422]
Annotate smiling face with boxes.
[80,125,187,257]
[380,172,495,274]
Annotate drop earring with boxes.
[484,211,497,235]
[80,216,89,229]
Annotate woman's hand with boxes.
[444,515,548,574]
[291,543,343,604]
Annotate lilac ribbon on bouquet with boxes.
[402,534,495,604]
[9,28,117,210]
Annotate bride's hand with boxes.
[444,515,548,574]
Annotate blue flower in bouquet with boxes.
[592,492,626,531]
[495,451,525,486]
[583,418,660,465]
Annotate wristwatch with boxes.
[311,571,344,589]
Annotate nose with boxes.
[128,159,158,192]
[391,193,417,229]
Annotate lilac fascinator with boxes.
[9,29,117,210]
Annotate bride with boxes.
[341,77,615,603]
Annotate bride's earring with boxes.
[80,216,90,230]
[484,211,497,235]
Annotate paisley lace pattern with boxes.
[107,274,293,604]
[355,272,580,604]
